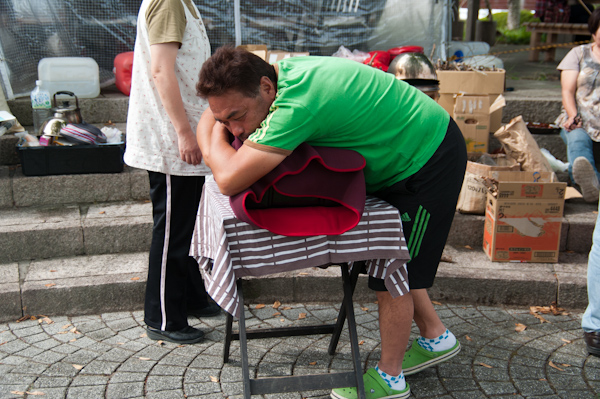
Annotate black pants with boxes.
[370,118,467,290]
[144,172,210,331]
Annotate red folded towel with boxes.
[229,139,366,236]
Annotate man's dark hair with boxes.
[588,7,600,35]
[196,45,277,99]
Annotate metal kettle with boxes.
[50,91,83,124]
[38,91,83,139]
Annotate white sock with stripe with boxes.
[417,329,457,352]
[375,364,406,391]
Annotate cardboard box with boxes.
[437,69,505,95]
[453,95,504,153]
[483,171,567,263]
[237,44,268,60]
[267,50,309,64]
[437,69,505,133]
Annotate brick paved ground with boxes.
[0,301,598,398]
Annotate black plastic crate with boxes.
[18,144,125,176]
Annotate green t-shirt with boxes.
[246,56,450,193]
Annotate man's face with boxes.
[209,78,275,141]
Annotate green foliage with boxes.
[484,10,540,44]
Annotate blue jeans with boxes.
[583,200,600,332]
[560,128,600,183]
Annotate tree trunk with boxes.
[507,0,521,30]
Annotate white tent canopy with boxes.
[0,0,451,99]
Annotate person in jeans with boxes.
[583,201,600,357]
[195,46,467,399]
[555,8,600,202]
[124,0,220,345]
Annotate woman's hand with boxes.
[563,114,582,131]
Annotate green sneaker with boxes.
[402,339,461,375]
[330,368,410,399]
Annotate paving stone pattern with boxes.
[0,302,598,398]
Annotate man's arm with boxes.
[197,108,286,196]
[150,42,202,165]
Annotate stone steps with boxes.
[0,244,588,323]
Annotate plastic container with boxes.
[448,41,490,61]
[114,52,134,96]
[18,143,125,176]
[38,57,100,99]
[30,80,52,136]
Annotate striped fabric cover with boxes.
[191,177,411,317]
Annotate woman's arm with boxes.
[150,42,203,165]
[560,69,582,131]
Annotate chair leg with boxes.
[223,311,234,363]
[340,263,367,399]
[236,279,252,399]
[328,262,362,355]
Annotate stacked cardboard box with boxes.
[437,69,506,151]
[483,171,567,263]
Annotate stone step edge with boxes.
[1,198,596,263]
[0,248,588,324]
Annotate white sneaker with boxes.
[572,157,600,203]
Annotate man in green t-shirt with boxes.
[196,46,467,399]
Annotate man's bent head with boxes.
[197,46,278,140]
[196,46,277,99]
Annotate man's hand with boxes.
[178,130,203,165]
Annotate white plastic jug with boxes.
[448,41,491,60]
[38,57,100,99]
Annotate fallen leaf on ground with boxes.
[27,391,45,396]
[298,272,308,275]
[282,306,292,310]
[464,245,473,250]
[62,324,72,329]
[440,255,454,263]
[361,307,369,311]
[210,376,219,382]
[272,301,281,309]
[272,312,281,317]
[69,338,77,342]
[548,361,564,371]
[479,363,493,368]
[131,277,140,281]
[157,340,164,346]
[45,283,56,288]
[140,333,147,338]
[560,363,571,367]
[10,392,25,396]
[515,323,527,332]
[280,318,285,322]
[309,361,317,365]
[255,304,266,309]
[72,364,83,370]
[57,331,68,335]
[431,301,442,306]
[359,340,365,345]
[465,335,472,341]
[139,357,151,361]
[99,211,105,214]
[298,313,307,319]
[70,327,80,334]
[38,317,53,325]
[50,270,56,272]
